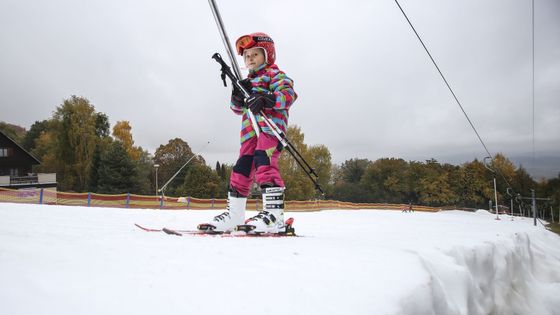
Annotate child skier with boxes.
[199,32,297,234]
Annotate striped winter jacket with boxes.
[230,64,297,143]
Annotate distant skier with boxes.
[199,32,297,233]
[402,202,413,213]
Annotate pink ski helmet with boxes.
[235,32,276,65]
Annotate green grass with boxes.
[546,222,560,236]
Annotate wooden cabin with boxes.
[0,130,57,189]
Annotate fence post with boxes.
[126,193,130,208]
[159,195,164,209]
[39,188,44,204]
[87,192,91,207]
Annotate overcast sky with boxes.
[1,0,559,177]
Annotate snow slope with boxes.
[1,203,560,315]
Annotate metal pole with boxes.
[532,189,537,226]
[207,0,260,137]
[208,0,242,80]
[510,197,514,220]
[506,188,514,219]
[154,164,159,196]
[493,177,500,220]
[483,157,499,220]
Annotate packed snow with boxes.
[1,203,560,315]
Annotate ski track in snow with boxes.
[1,203,560,315]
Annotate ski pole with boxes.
[259,115,323,194]
[207,0,260,137]
[256,102,319,177]
[208,0,241,80]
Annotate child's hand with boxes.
[231,79,253,107]
[246,92,276,115]
[231,92,244,108]
[232,79,253,98]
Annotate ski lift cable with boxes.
[394,0,516,192]
[394,0,492,158]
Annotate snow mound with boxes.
[1,203,559,315]
[400,230,560,315]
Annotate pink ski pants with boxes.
[229,133,284,197]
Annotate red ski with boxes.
[135,224,218,236]
[134,218,298,237]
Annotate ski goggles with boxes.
[235,35,274,55]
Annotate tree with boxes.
[53,96,100,191]
[0,121,26,144]
[331,159,372,202]
[513,165,536,198]
[455,159,487,208]
[32,95,113,192]
[404,161,424,204]
[490,153,518,203]
[32,129,59,174]
[416,160,457,206]
[22,120,49,151]
[540,174,560,220]
[361,158,409,203]
[340,158,371,183]
[221,164,227,180]
[95,113,110,138]
[87,144,102,192]
[215,161,221,177]
[214,161,230,197]
[87,122,150,194]
[307,144,332,196]
[492,153,517,184]
[97,142,137,194]
[278,125,318,200]
[153,138,200,196]
[178,163,222,198]
[112,120,142,161]
[132,149,155,195]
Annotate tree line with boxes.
[1,96,559,217]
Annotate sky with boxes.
[1,0,559,178]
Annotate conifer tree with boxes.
[97,142,136,194]
[178,163,222,198]
[87,144,102,192]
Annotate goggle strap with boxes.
[236,35,274,55]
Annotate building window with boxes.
[0,148,8,157]
[10,168,19,176]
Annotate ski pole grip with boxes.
[212,52,222,63]
[212,52,230,70]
